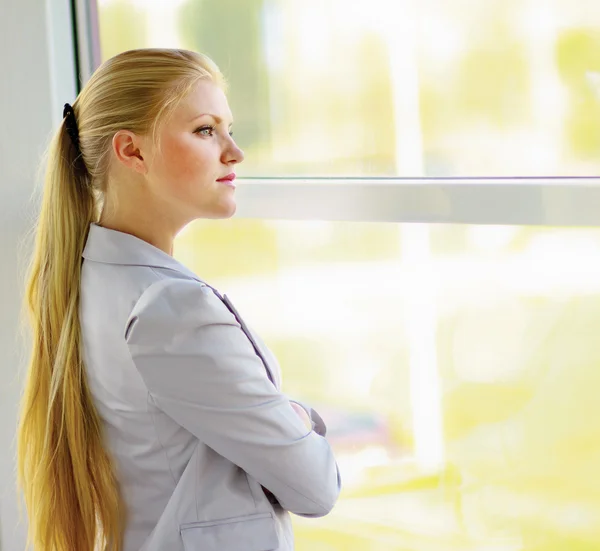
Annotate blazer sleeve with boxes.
[124,278,341,517]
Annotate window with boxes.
[96,0,600,177]
[175,220,600,548]
[87,0,600,548]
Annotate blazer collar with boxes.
[82,223,202,282]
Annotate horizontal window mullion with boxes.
[235,178,600,226]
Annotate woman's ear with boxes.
[112,131,149,175]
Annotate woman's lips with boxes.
[217,173,236,188]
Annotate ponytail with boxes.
[17,113,124,550]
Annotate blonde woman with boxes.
[17,48,341,551]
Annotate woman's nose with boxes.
[223,138,244,165]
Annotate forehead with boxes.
[175,80,232,123]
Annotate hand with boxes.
[290,401,313,431]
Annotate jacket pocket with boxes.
[180,512,278,551]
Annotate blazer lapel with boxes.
[216,291,278,389]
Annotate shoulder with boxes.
[125,276,236,345]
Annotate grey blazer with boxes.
[80,224,341,551]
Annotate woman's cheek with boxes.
[163,139,202,182]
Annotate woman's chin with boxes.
[204,200,237,220]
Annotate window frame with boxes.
[234,178,600,226]
[73,0,102,90]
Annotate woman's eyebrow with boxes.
[189,113,233,126]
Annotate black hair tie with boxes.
[63,103,80,150]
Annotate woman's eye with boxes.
[195,125,214,136]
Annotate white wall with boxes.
[0,1,76,549]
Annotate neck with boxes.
[99,199,178,256]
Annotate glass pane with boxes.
[174,219,600,550]
[96,0,600,177]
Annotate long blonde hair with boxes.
[17,48,224,551]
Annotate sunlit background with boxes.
[95,1,600,549]
[99,0,600,177]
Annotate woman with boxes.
[17,48,341,551]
